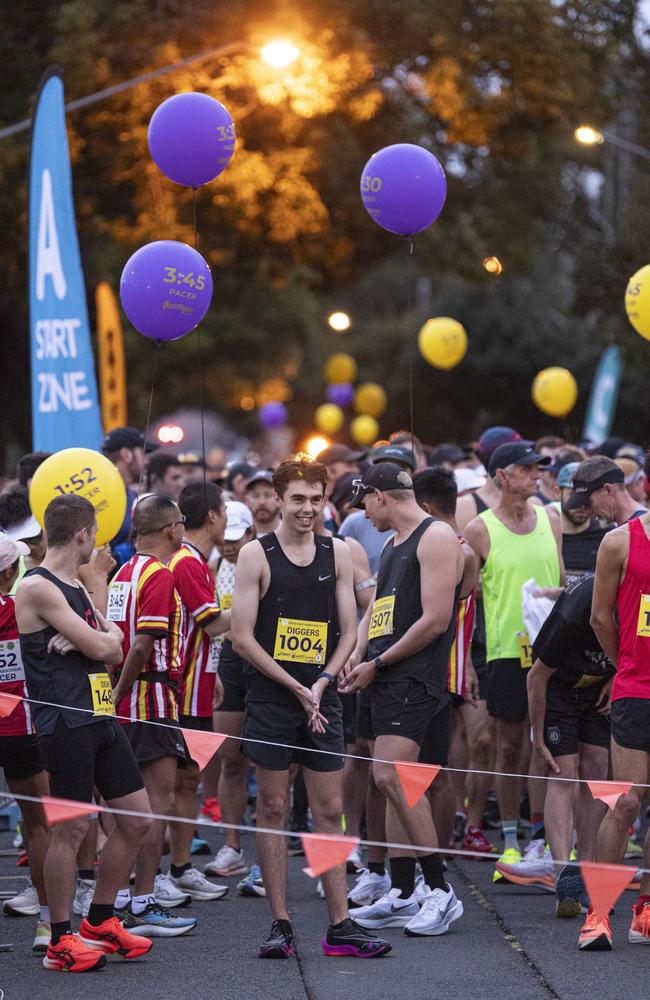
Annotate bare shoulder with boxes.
[463,514,488,543]
[332,536,353,570]
[15,572,52,604]
[598,523,630,558]
[455,494,476,532]
[237,538,266,574]
[342,536,364,559]
[420,518,459,550]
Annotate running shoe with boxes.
[72,877,96,917]
[492,846,522,884]
[346,846,363,873]
[316,879,326,899]
[352,888,420,929]
[16,850,28,867]
[347,868,391,908]
[43,933,107,972]
[322,917,392,957]
[453,812,467,843]
[154,872,191,908]
[191,837,211,855]
[169,867,229,901]
[414,874,428,904]
[555,863,589,918]
[495,841,554,890]
[32,921,51,953]
[461,827,496,855]
[578,909,612,951]
[287,835,305,857]
[625,837,643,860]
[3,880,40,916]
[259,919,294,958]
[204,845,248,877]
[200,796,222,823]
[629,901,650,943]
[78,914,154,957]
[404,883,464,937]
[238,864,266,897]
[120,902,197,938]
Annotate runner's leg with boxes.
[255,766,291,920]
[303,767,348,924]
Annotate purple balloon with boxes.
[327,383,354,407]
[120,240,213,342]
[260,402,288,429]
[360,144,447,236]
[148,93,235,187]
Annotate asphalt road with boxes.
[0,824,645,1000]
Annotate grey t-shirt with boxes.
[338,510,394,575]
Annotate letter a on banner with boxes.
[28,67,103,452]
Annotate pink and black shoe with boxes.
[259,919,294,958]
[322,918,392,958]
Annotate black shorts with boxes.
[357,689,374,742]
[242,695,344,772]
[179,713,214,732]
[218,644,247,713]
[0,734,44,781]
[487,659,529,723]
[610,698,650,753]
[371,677,439,746]
[419,697,451,766]
[544,679,610,757]
[39,718,143,802]
[122,716,188,766]
[340,692,357,746]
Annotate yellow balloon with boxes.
[418,317,467,370]
[324,353,357,384]
[531,368,578,418]
[351,415,379,446]
[354,383,387,418]
[30,448,127,547]
[625,264,650,340]
[315,403,344,435]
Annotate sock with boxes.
[368,862,385,877]
[86,902,114,926]
[531,814,545,840]
[635,895,650,915]
[51,920,72,945]
[419,853,448,892]
[114,888,131,910]
[329,917,352,931]
[170,862,191,879]
[78,868,95,881]
[39,905,50,924]
[131,893,154,915]
[501,820,518,852]
[389,856,416,898]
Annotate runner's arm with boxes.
[77,545,117,615]
[111,633,156,704]
[315,539,356,684]
[203,611,232,637]
[346,537,375,613]
[590,530,625,665]
[527,658,559,774]
[547,508,566,586]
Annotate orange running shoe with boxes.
[629,902,650,944]
[200,796,222,823]
[578,909,613,951]
[78,915,153,959]
[43,932,107,972]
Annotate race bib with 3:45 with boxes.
[107,582,131,623]
[0,641,25,684]
[273,618,328,665]
[88,673,116,716]
[516,631,533,669]
[368,595,395,641]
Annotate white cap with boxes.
[0,535,29,572]
[454,467,487,494]
[224,501,254,541]
[2,515,42,542]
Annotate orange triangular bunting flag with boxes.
[587,781,632,810]
[181,729,226,771]
[581,861,634,919]
[42,796,101,827]
[0,692,22,717]
[302,833,359,878]
[394,761,440,808]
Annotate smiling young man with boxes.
[232,457,390,960]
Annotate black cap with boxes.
[316,444,366,465]
[102,426,158,454]
[428,443,465,467]
[351,462,414,507]
[245,469,274,490]
[489,442,551,475]
[371,444,416,470]
[565,457,624,510]
[330,472,359,510]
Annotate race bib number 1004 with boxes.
[368,595,395,641]
[273,618,328,665]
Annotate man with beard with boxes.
[245,470,281,536]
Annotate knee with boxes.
[615,792,641,826]
[54,817,90,851]
[497,737,521,767]
[122,812,153,842]
[257,792,288,825]
[313,798,343,830]
[470,731,493,762]
[372,762,398,799]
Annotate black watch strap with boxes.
[318,671,336,686]
[374,656,387,672]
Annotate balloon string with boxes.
[129,343,160,547]
[192,187,207,498]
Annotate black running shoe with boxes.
[556,863,589,919]
[322,918,392,958]
[259,920,294,959]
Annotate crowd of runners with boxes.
[0,422,649,971]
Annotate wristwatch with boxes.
[318,671,337,687]
[373,656,387,673]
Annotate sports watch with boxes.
[373,656,388,673]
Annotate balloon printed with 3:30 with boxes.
[148,92,236,188]
[360,144,447,236]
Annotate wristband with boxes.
[374,656,388,673]
[354,577,376,593]
[318,671,337,687]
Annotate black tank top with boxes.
[470,493,488,665]
[368,517,462,698]
[248,533,340,704]
[474,493,488,515]
[20,568,108,734]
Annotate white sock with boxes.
[114,888,131,910]
[131,893,155,915]
[501,820,519,853]
[40,905,50,924]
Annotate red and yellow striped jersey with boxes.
[109,554,183,722]
[0,595,34,737]
[170,542,221,717]
[447,592,475,697]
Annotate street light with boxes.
[328,311,351,332]
[574,124,650,162]
[304,435,330,458]
[574,125,604,146]
[261,41,300,68]
[483,256,503,275]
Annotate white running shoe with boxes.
[316,879,326,899]
[495,841,555,891]
[154,872,191,909]
[32,921,51,953]
[346,846,363,873]
[414,873,428,903]
[72,877,95,917]
[204,845,248,877]
[347,868,391,908]
[404,883,464,936]
[352,888,419,928]
[169,867,229,900]
[3,881,39,917]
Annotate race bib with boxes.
[516,631,533,669]
[107,582,130,622]
[368,595,395,641]
[88,673,116,716]
[273,618,328,665]
[637,594,650,637]
[0,640,25,684]
[207,640,221,674]
[219,594,232,610]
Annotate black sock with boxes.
[87,902,114,926]
[368,862,385,877]
[389,856,416,898]
[419,853,447,891]
[329,918,351,931]
[170,862,191,878]
[51,921,72,945]
[78,869,95,881]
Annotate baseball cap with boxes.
[488,442,551,475]
[351,462,414,507]
[245,469,274,490]
[316,444,366,466]
[225,462,256,491]
[3,515,42,542]
[478,426,522,460]
[370,444,416,470]
[557,462,580,490]
[565,456,624,510]
[616,443,644,466]
[329,473,359,511]
[428,443,465,467]
[102,426,158,454]
[614,457,644,486]
[224,501,254,541]
[0,535,29,572]
[454,467,487,493]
